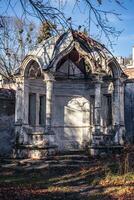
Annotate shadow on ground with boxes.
[0,153,134,200]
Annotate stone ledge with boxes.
[28,132,44,135]
[89,145,124,156]
[89,145,124,149]
[15,144,57,150]
[14,144,58,159]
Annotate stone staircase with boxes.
[0,150,91,171]
[48,150,90,168]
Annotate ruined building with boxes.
[12,30,127,159]
[0,30,128,158]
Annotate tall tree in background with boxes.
[0,0,125,79]
[0,0,124,44]
[0,17,37,79]
[37,21,56,43]
[0,17,56,80]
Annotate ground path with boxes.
[0,151,134,200]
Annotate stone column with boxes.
[45,76,54,134]
[113,79,125,145]
[15,79,23,124]
[119,80,125,144]
[45,72,54,134]
[113,78,125,145]
[14,77,25,158]
[22,79,29,125]
[94,79,102,134]
[113,79,120,128]
[113,79,120,144]
[90,76,103,155]
[44,72,56,153]
[119,82,125,126]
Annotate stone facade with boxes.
[120,47,134,144]
[125,80,134,143]
[14,30,127,158]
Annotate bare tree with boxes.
[37,21,56,43]
[0,0,124,43]
[0,0,125,79]
[0,17,37,79]
[80,0,124,45]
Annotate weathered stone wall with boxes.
[52,80,115,151]
[53,80,91,150]
[19,76,114,154]
[0,89,15,157]
[125,81,134,143]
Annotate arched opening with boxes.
[108,59,120,79]
[52,50,122,150]
[53,95,91,150]
[22,59,45,128]
[24,60,43,79]
[64,96,90,149]
[55,48,92,79]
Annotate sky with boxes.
[1,0,134,57]
[56,0,134,57]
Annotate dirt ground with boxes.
[0,154,134,200]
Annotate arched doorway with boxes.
[53,95,91,151]
[64,97,90,149]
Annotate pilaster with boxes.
[23,79,29,124]
[90,75,103,155]
[15,78,23,124]
[94,77,102,134]
[113,78,125,145]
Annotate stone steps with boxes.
[0,150,90,171]
[48,154,89,161]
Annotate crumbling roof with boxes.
[19,29,126,79]
[26,29,114,70]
